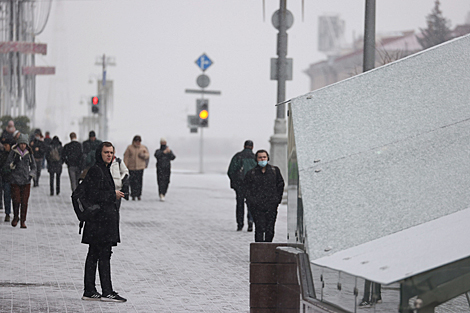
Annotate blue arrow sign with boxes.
[195,54,213,71]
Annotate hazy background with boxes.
[33,0,470,173]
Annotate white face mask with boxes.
[258,160,268,167]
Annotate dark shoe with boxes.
[20,221,27,228]
[82,290,101,301]
[101,291,127,302]
[137,196,141,201]
[237,226,243,231]
[132,197,136,201]
[11,216,18,227]
[247,223,253,232]
[359,301,370,307]
[4,214,10,222]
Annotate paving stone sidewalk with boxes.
[0,169,288,313]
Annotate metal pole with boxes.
[276,0,287,117]
[363,0,376,72]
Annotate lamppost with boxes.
[269,0,293,185]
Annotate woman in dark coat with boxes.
[45,136,63,196]
[81,141,126,302]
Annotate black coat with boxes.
[154,145,176,171]
[244,164,285,209]
[30,138,47,159]
[81,146,120,246]
[62,140,83,168]
[46,138,63,174]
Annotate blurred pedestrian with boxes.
[0,138,13,222]
[42,131,52,169]
[62,132,83,191]
[81,141,127,302]
[244,150,284,242]
[1,120,16,145]
[46,136,63,196]
[110,153,129,210]
[359,281,382,307]
[30,129,46,187]
[154,138,175,201]
[81,131,102,179]
[123,135,149,201]
[7,134,36,228]
[227,140,257,231]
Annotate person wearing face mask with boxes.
[243,149,284,242]
[154,138,176,202]
[7,134,36,228]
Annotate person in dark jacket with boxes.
[154,138,175,201]
[227,140,257,231]
[30,129,47,187]
[7,134,36,228]
[81,141,126,302]
[244,149,284,242]
[46,136,63,196]
[62,132,83,192]
[82,131,102,173]
[0,138,13,222]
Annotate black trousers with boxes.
[251,205,278,242]
[157,168,171,195]
[235,188,253,228]
[84,243,113,295]
[362,280,381,302]
[129,170,143,198]
[34,159,42,186]
[49,172,61,195]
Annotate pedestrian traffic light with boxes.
[196,99,209,127]
[91,96,100,113]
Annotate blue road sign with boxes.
[195,54,213,71]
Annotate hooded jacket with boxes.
[81,143,120,246]
[46,137,63,174]
[7,144,36,185]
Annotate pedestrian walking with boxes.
[154,138,175,201]
[7,134,36,228]
[227,140,257,231]
[359,280,382,307]
[244,150,284,242]
[46,136,63,196]
[1,120,16,145]
[81,131,102,179]
[110,154,129,210]
[80,141,127,302]
[123,135,149,201]
[62,132,83,192]
[0,138,13,222]
[30,129,46,187]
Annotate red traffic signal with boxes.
[91,96,100,113]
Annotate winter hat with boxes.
[17,134,28,145]
[89,131,96,138]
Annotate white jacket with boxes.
[110,157,129,190]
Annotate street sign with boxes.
[195,54,213,71]
[197,74,210,88]
[185,89,221,95]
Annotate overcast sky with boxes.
[34,0,470,156]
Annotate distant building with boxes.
[305,22,470,92]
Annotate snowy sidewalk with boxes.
[0,168,287,313]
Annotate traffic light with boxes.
[196,99,209,127]
[91,96,100,113]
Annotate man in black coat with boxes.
[227,140,257,231]
[154,138,175,201]
[81,141,126,302]
[62,132,83,191]
[30,129,47,187]
[244,149,284,242]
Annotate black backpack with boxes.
[71,167,102,234]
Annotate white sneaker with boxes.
[159,194,165,201]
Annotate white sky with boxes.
[34,0,470,155]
